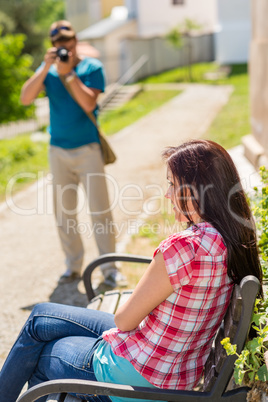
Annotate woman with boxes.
[0,140,262,402]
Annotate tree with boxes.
[0,0,64,123]
[0,32,34,123]
[0,0,65,69]
[166,18,202,82]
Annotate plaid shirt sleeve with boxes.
[154,233,196,289]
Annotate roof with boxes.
[77,16,132,40]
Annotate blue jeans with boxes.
[0,303,116,402]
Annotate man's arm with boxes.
[55,48,102,114]
[65,76,101,114]
[20,47,57,105]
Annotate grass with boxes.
[0,134,49,201]
[141,63,250,150]
[99,89,181,135]
[204,64,250,149]
[140,62,220,84]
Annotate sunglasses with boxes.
[50,26,71,37]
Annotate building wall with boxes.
[87,20,138,84]
[214,0,251,64]
[249,0,268,160]
[101,0,124,18]
[66,0,125,32]
[66,0,101,32]
[136,0,218,37]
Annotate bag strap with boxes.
[59,74,99,131]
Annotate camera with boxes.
[56,47,69,62]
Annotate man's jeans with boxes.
[0,303,115,402]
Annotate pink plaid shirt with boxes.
[103,222,233,390]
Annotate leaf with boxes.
[247,338,261,355]
[248,371,255,382]
[257,364,268,382]
[234,366,245,385]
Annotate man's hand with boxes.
[55,49,74,76]
[44,47,58,67]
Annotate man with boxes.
[21,20,126,291]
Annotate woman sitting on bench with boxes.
[0,139,262,402]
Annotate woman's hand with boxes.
[114,252,174,332]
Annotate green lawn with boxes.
[0,135,48,200]
[140,62,220,84]
[141,63,250,149]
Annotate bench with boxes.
[17,253,260,402]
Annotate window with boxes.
[172,0,185,4]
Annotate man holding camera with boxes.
[21,20,125,291]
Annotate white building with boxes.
[134,0,217,37]
[67,0,251,83]
[214,0,251,64]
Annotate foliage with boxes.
[0,0,65,122]
[165,18,202,81]
[0,134,48,199]
[221,295,268,386]
[220,167,268,390]
[0,0,65,69]
[253,166,268,279]
[0,32,34,123]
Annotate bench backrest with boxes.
[203,275,260,397]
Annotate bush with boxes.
[221,167,268,400]
[0,32,34,123]
[253,166,268,279]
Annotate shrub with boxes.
[0,32,34,123]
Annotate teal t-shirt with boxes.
[93,339,162,402]
[42,57,105,149]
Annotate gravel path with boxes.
[0,84,233,368]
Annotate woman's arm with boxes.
[114,251,174,332]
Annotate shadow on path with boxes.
[21,279,89,312]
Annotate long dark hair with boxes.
[162,139,262,287]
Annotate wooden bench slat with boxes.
[230,286,242,322]
[117,289,133,308]
[215,327,227,373]
[64,395,81,402]
[87,295,103,310]
[45,394,68,402]
[203,364,217,392]
[45,394,61,402]
[99,290,120,314]
[224,307,238,341]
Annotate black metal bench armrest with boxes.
[83,253,151,301]
[16,378,249,402]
